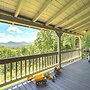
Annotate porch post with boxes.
[55,31,63,68]
[78,36,82,59]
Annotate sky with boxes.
[0,22,39,43]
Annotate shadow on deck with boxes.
[4,60,90,90]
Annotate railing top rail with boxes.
[0,52,58,64]
[0,49,81,64]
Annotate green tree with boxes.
[82,35,90,49]
[34,30,57,53]
[61,34,76,50]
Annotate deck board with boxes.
[4,60,90,90]
[21,81,32,90]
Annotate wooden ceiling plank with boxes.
[55,1,90,28]
[45,0,77,26]
[14,0,24,17]
[64,11,90,28]
[32,0,52,22]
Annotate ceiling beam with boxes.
[64,11,90,28]
[14,0,24,17]
[55,1,90,28]
[0,12,61,32]
[0,11,82,36]
[69,17,90,30]
[33,0,52,22]
[45,0,77,26]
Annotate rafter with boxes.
[70,17,90,30]
[69,22,90,32]
[14,0,24,17]
[73,23,90,31]
[64,11,90,28]
[55,1,90,28]
[33,0,52,22]
[74,26,90,34]
[79,27,90,32]
[78,27,90,35]
[45,0,77,26]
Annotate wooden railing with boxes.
[0,49,81,86]
[0,52,58,86]
[61,49,81,66]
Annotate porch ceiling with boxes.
[0,0,90,35]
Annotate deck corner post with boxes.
[55,31,63,68]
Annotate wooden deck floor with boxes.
[4,60,90,90]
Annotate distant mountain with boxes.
[0,41,33,47]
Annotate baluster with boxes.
[39,58,40,70]
[47,56,49,67]
[4,64,6,83]
[54,55,55,65]
[52,55,53,65]
[50,56,51,65]
[54,55,55,64]
[16,62,17,79]
[29,59,30,74]
[32,59,34,73]
[43,57,44,68]
[42,57,43,69]
[56,54,58,64]
[45,57,46,68]
[36,58,37,71]
[45,57,47,68]
[25,60,26,75]
[53,55,54,65]
[50,56,52,65]
[20,61,22,77]
[10,63,12,81]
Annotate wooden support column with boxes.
[55,31,63,68]
[78,36,82,59]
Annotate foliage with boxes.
[82,35,90,49]
[61,34,76,50]
[34,30,57,53]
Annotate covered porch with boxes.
[0,0,90,90]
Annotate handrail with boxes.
[0,49,81,64]
[0,52,58,64]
